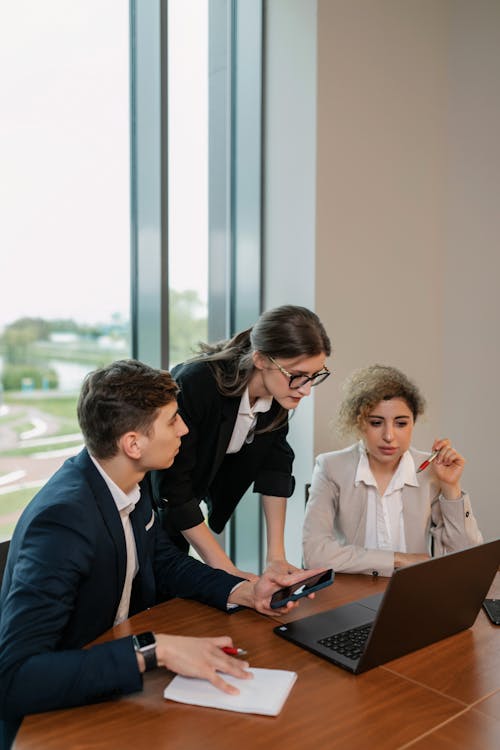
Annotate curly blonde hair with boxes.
[337,364,425,438]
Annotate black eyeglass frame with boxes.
[267,355,331,390]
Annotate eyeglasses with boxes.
[267,355,331,390]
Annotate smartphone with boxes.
[483,598,500,625]
[270,569,334,609]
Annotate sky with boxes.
[0,0,208,330]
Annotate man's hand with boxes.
[228,568,327,616]
[152,634,252,694]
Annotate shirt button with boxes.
[372,570,379,577]
[465,511,470,517]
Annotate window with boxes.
[167,0,209,367]
[0,1,131,541]
[0,0,267,572]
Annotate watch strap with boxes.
[142,646,157,672]
[133,632,158,672]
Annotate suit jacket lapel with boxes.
[402,484,430,553]
[208,396,240,486]
[129,480,157,611]
[129,482,151,577]
[343,485,369,545]
[76,450,127,607]
[347,481,428,552]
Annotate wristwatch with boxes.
[133,631,158,672]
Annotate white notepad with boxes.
[163,668,297,716]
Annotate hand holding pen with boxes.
[221,646,248,656]
[153,634,251,696]
[417,438,464,499]
[416,450,439,473]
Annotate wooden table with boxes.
[14,573,500,750]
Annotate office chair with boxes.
[305,483,311,505]
[0,539,10,587]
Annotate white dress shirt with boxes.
[90,455,140,624]
[226,387,273,454]
[355,442,419,552]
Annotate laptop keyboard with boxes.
[318,623,372,660]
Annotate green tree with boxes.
[169,289,208,367]
[3,326,39,365]
[2,364,58,390]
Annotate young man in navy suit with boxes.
[0,360,317,749]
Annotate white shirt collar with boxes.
[239,386,273,418]
[89,454,141,514]
[355,441,419,491]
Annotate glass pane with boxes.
[167,0,209,367]
[0,0,131,541]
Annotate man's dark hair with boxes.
[77,359,179,459]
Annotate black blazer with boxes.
[151,360,295,534]
[0,449,242,745]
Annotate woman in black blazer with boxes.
[151,305,332,579]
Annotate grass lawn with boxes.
[4,394,78,420]
[0,486,43,540]
[0,394,80,537]
[0,486,38,514]
[3,440,82,458]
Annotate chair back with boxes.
[0,540,10,587]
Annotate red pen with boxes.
[221,646,248,656]
[416,450,439,473]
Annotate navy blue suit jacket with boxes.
[0,449,242,747]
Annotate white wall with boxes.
[315,0,500,538]
[443,0,500,538]
[263,0,500,557]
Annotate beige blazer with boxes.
[302,444,483,576]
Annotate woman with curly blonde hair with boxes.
[303,365,482,576]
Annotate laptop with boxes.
[274,539,500,674]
